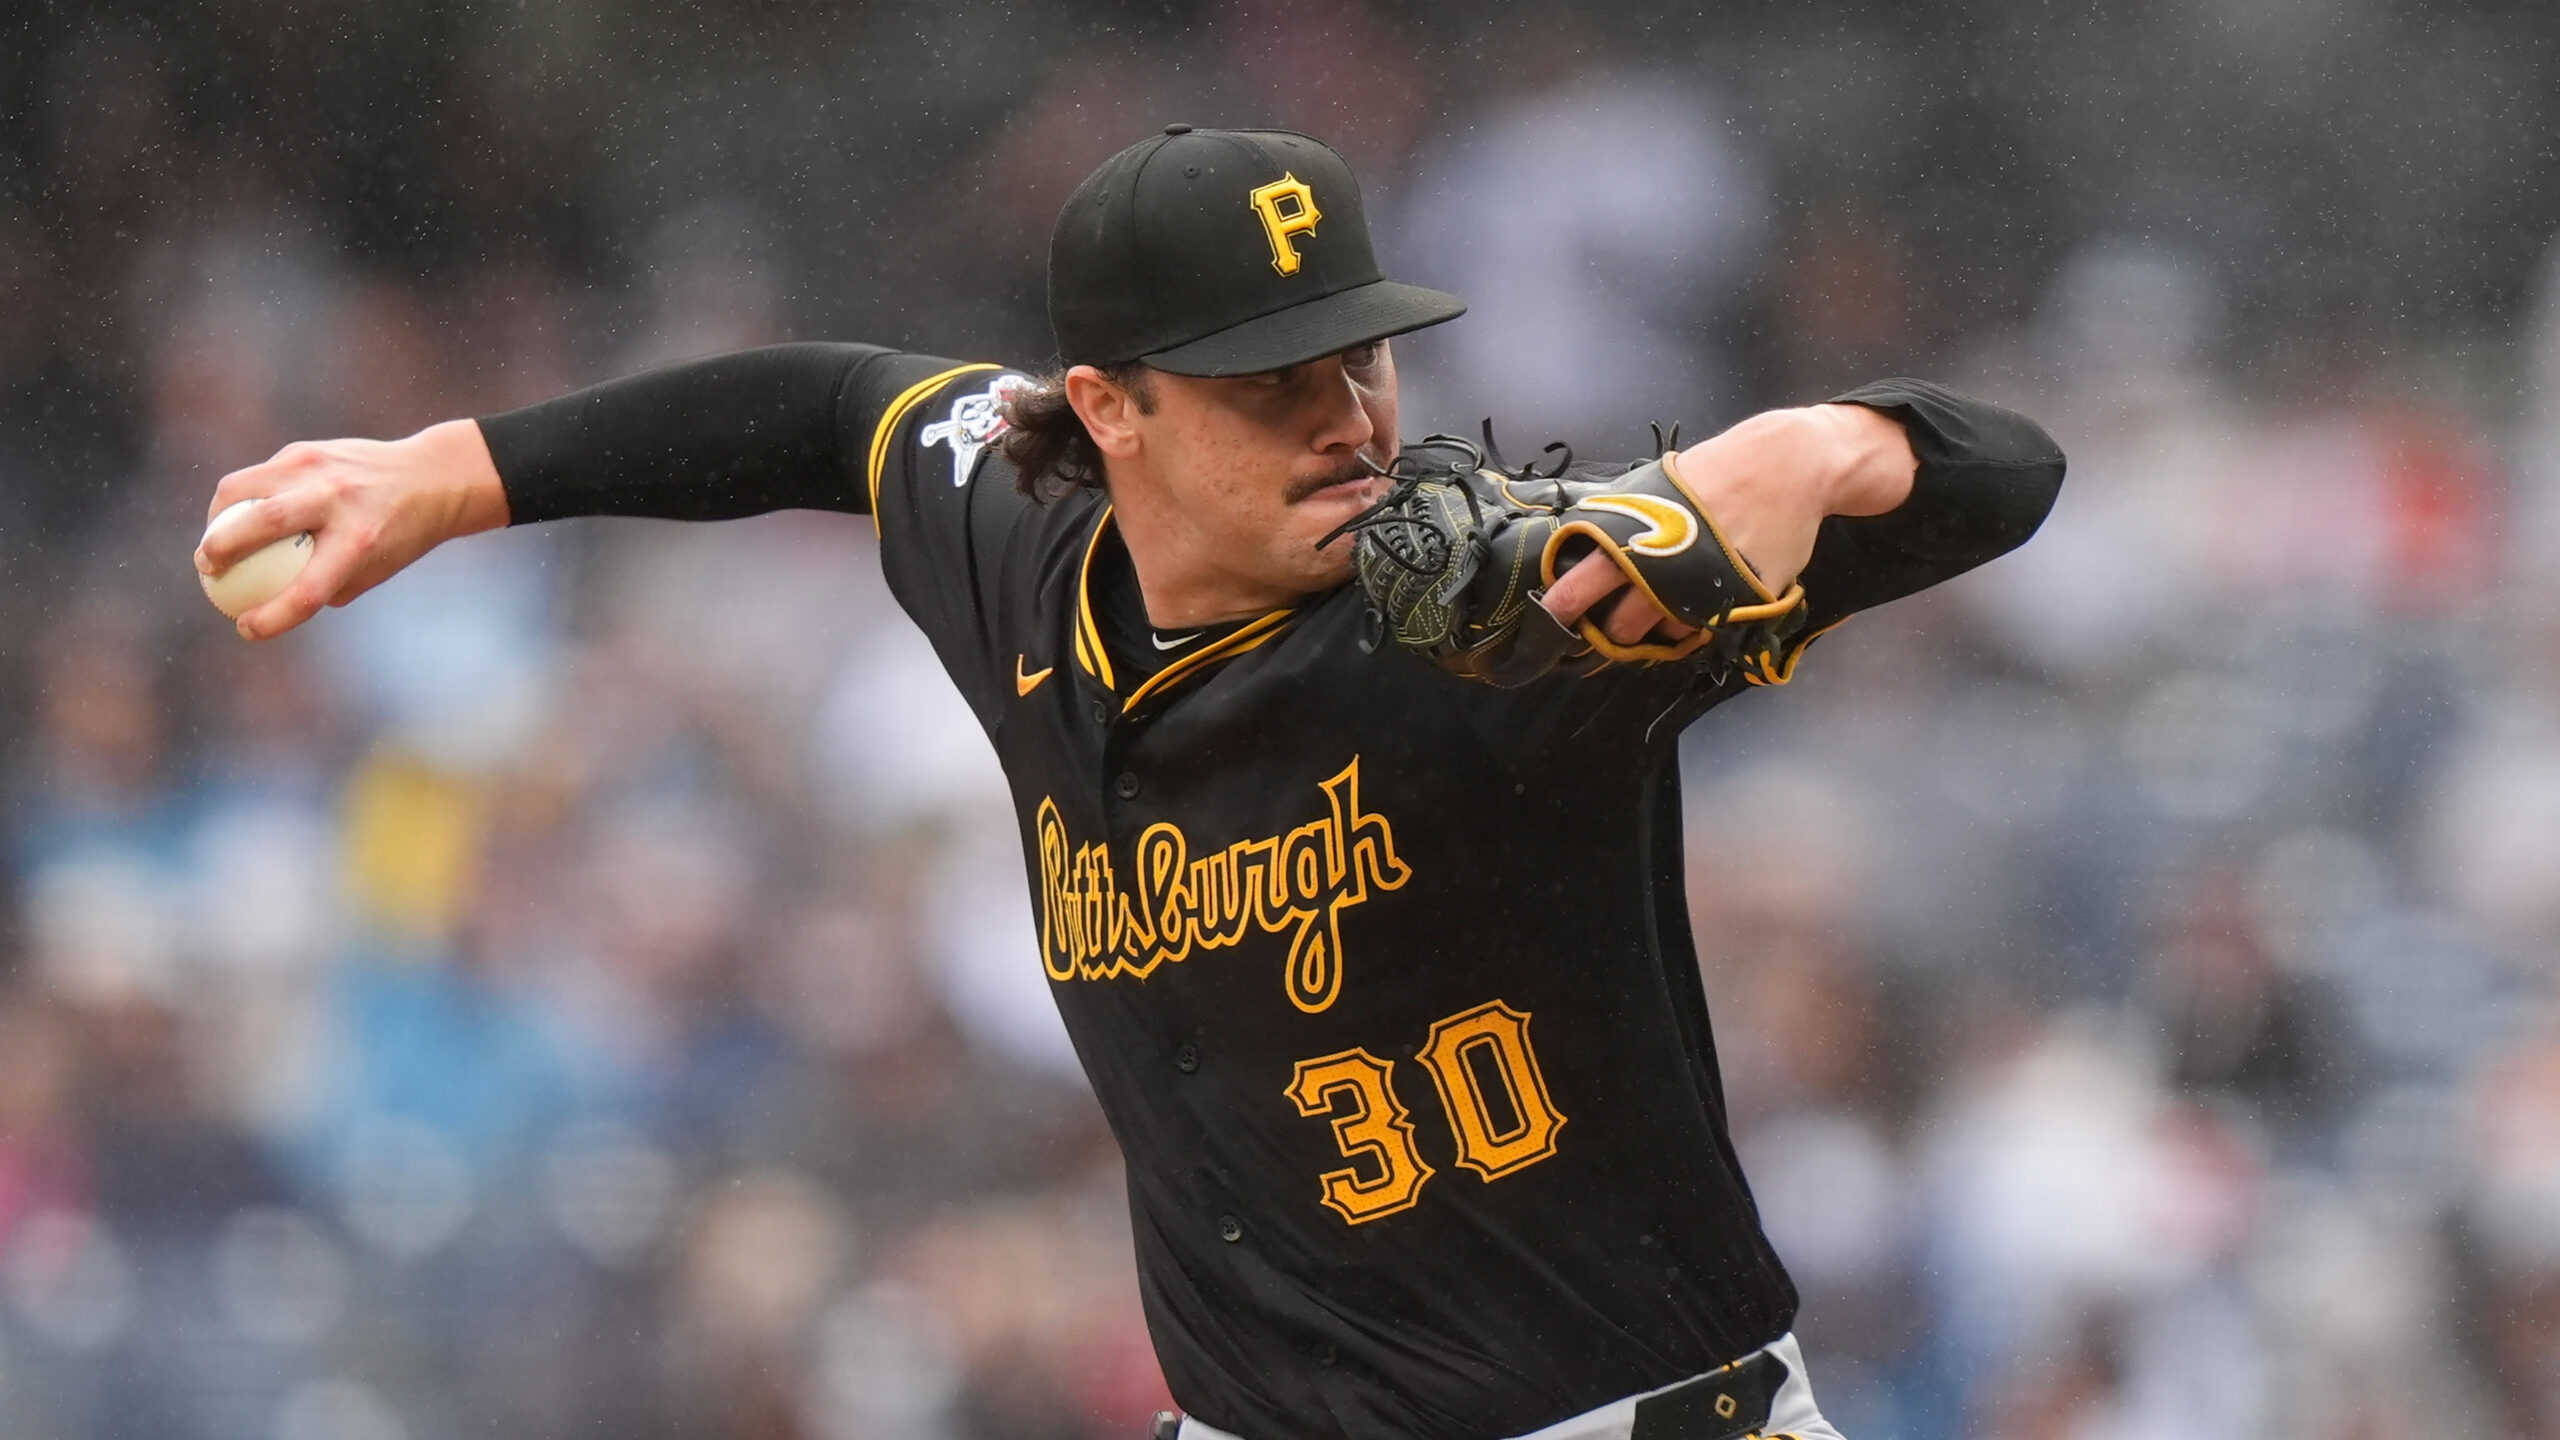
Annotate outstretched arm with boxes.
[197,342,887,639]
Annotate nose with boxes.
[1307,357,1375,457]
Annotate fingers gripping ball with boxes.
[1333,432,1815,688]
[197,501,315,620]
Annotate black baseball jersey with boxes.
[481,345,2064,1439]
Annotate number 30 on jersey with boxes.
[1284,1000,1565,1224]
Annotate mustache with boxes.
[1284,449,1391,504]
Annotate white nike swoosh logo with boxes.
[1151,631,1202,650]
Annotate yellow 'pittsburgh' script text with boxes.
[1035,757,1409,1013]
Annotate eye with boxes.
[1343,341,1384,370]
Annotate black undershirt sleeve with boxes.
[1794,377,2067,626]
[475,341,894,525]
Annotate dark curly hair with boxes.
[996,363,1155,501]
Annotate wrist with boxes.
[1811,402,1917,518]
[419,418,512,535]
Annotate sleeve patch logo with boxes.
[1033,756,1408,1014]
[920,373,1036,487]
[1249,173,1322,277]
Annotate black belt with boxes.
[1629,1347,1790,1438]
[1146,1346,1790,1440]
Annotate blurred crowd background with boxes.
[4,2,2560,1438]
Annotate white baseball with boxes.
[199,501,315,620]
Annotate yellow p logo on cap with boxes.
[1250,173,1322,276]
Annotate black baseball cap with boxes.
[1047,125,1466,378]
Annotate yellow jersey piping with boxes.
[1073,507,1119,690]
[1122,609,1295,713]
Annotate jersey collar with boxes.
[1071,507,1121,691]
[1071,507,1298,715]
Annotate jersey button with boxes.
[1090,699,1112,725]
[1174,1044,1199,1073]
[1312,1342,1338,1367]
[1113,772,1141,800]
[1218,1215,1244,1243]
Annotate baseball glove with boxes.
[1324,428,1814,688]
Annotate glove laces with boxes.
[1312,420,1576,574]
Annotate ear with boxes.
[1064,366,1146,459]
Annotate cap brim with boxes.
[1138,280,1467,377]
